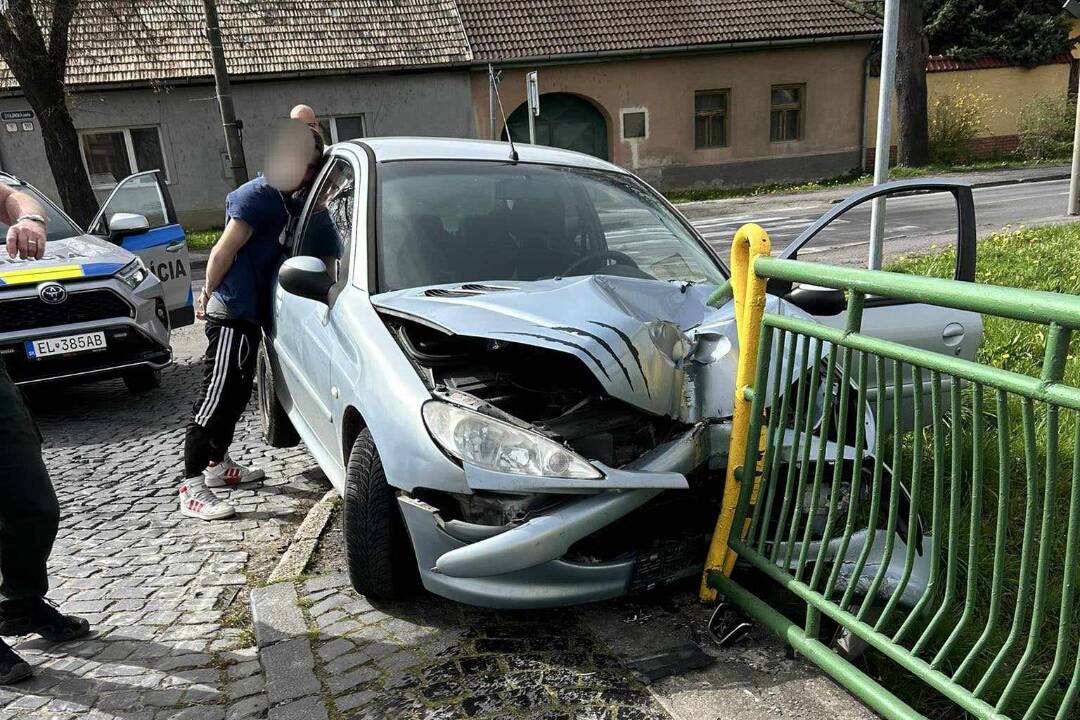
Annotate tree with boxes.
[0,0,99,226]
[897,0,930,166]
[926,0,1071,67]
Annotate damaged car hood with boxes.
[373,274,814,422]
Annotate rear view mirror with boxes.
[279,256,332,303]
[108,212,150,239]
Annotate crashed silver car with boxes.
[260,138,983,608]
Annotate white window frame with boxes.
[78,125,169,190]
[620,107,648,140]
[324,114,367,143]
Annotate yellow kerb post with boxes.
[699,223,771,602]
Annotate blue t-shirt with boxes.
[213,175,289,327]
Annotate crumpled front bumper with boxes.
[398,422,727,609]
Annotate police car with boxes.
[0,170,193,393]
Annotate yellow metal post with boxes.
[700,223,772,601]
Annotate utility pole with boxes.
[868,0,900,270]
[1065,1,1080,214]
[203,0,248,187]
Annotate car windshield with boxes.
[0,178,83,243]
[376,160,726,293]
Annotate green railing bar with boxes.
[1025,421,1080,719]
[935,383,985,668]
[712,554,1005,720]
[763,314,1080,412]
[748,328,787,543]
[794,344,840,583]
[710,573,929,720]
[755,329,797,553]
[954,389,1011,682]
[705,278,733,309]
[895,371,945,645]
[769,336,813,564]
[1057,638,1080,719]
[975,398,1040,699]
[858,358,906,623]
[755,256,1080,329]
[840,354,887,611]
[822,351,870,606]
[783,339,828,569]
[914,379,964,655]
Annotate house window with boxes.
[80,126,167,189]
[622,110,646,139]
[317,115,367,144]
[770,85,804,142]
[694,90,729,148]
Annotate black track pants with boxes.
[0,358,60,608]
[184,318,261,479]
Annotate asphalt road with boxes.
[685,177,1071,267]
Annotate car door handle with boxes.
[942,322,965,347]
[165,240,185,253]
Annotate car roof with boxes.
[347,137,631,175]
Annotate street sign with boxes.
[526,71,539,144]
[1,110,33,121]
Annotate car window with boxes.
[296,159,354,284]
[376,161,725,293]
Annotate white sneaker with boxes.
[179,480,236,521]
[204,456,265,488]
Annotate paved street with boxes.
[0,320,878,719]
[684,175,1072,267]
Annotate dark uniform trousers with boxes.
[0,358,60,608]
[184,317,262,479]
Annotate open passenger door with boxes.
[89,170,194,328]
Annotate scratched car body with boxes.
[0,170,192,392]
[261,138,983,609]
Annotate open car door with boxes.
[88,170,194,328]
[773,179,983,433]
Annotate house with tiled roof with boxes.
[462,0,883,189]
[0,0,883,223]
[0,0,477,225]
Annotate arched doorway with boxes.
[504,93,609,160]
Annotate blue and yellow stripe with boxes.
[0,261,124,286]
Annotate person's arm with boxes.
[0,184,46,260]
[197,218,253,320]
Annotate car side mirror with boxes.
[279,256,332,303]
[107,212,150,241]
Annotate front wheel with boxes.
[343,429,418,600]
[123,367,160,395]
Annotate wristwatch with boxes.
[16,213,47,226]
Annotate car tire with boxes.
[257,344,299,448]
[343,429,418,600]
[123,367,160,395]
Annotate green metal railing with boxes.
[705,240,1080,720]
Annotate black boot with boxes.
[0,598,90,643]
[0,639,31,684]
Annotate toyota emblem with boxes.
[38,281,68,305]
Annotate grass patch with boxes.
[663,157,1067,204]
[859,223,1080,718]
[186,227,221,251]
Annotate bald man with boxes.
[290,104,319,131]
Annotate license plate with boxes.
[25,331,107,359]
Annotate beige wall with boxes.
[865,62,1070,145]
[471,41,871,187]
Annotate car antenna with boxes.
[488,64,518,163]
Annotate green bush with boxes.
[928,88,991,164]
[1016,95,1075,162]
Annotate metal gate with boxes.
[703,224,1080,720]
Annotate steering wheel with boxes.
[561,250,639,277]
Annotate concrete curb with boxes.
[967,171,1070,190]
[268,489,338,583]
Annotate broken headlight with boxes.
[116,258,149,289]
[422,400,603,479]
